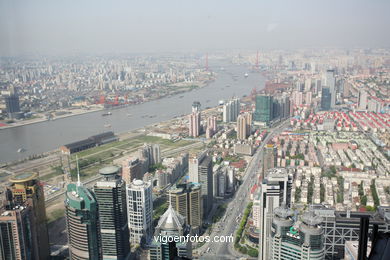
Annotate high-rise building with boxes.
[321,87,332,111]
[148,205,192,260]
[305,91,312,105]
[223,102,231,123]
[326,69,336,108]
[139,144,161,167]
[65,182,102,260]
[222,98,239,123]
[313,205,390,259]
[168,182,202,233]
[5,86,21,118]
[188,112,201,137]
[0,204,34,259]
[271,207,325,260]
[188,151,213,217]
[94,166,130,260]
[2,172,50,260]
[199,156,213,217]
[254,95,273,124]
[262,144,276,177]
[358,89,368,111]
[237,114,247,140]
[236,112,252,140]
[126,179,153,245]
[205,116,217,139]
[259,168,292,260]
[122,158,144,184]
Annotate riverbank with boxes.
[0,79,213,131]
[0,64,263,163]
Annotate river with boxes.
[0,62,265,163]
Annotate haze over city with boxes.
[1,0,390,56]
[1,1,390,260]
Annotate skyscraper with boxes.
[65,182,102,260]
[326,69,336,108]
[237,112,252,140]
[168,182,202,234]
[5,86,21,119]
[271,207,325,260]
[259,168,292,260]
[358,89,368,110]
[237,114,247,140]
[188,150,213,217]
[94,166,130,260]
[254,95,273,125]
[321,87,332,111]
[0,202,34,259]
[126,179,153,245]
[188,112,201,137]
[148,205,192,260]
[206,116,217,139]
[222,98,239,123]
[2,172,50,260]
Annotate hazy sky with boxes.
[1,0,389,56]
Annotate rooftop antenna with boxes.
[76,155,81,187]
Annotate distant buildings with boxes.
[259,168,292,260]
[254,95,273,125]
[65,182,102,260]
[148,204,192,260]
[271,207,325,260]
[126,179,153,245]
[188,151,213,217]
[94,166,130,260]
[0,172,50,260]
[223,98,240,123]
[169,182,202,233]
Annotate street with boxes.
[196,120,289,259]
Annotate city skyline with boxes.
[1,2,390,259]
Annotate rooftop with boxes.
[9,172,38,183]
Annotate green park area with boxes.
[65,135,198,181]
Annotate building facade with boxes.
[148,205,192,260]
[168,183,202,233]
[254,95,273,124]
[259,168,292,260]
[126,179,153,245]
[65,183,102,260]
[271,207,325,260]
[94,166,130,260]
[2,172,50,260]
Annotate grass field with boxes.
[66,134,198,182]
